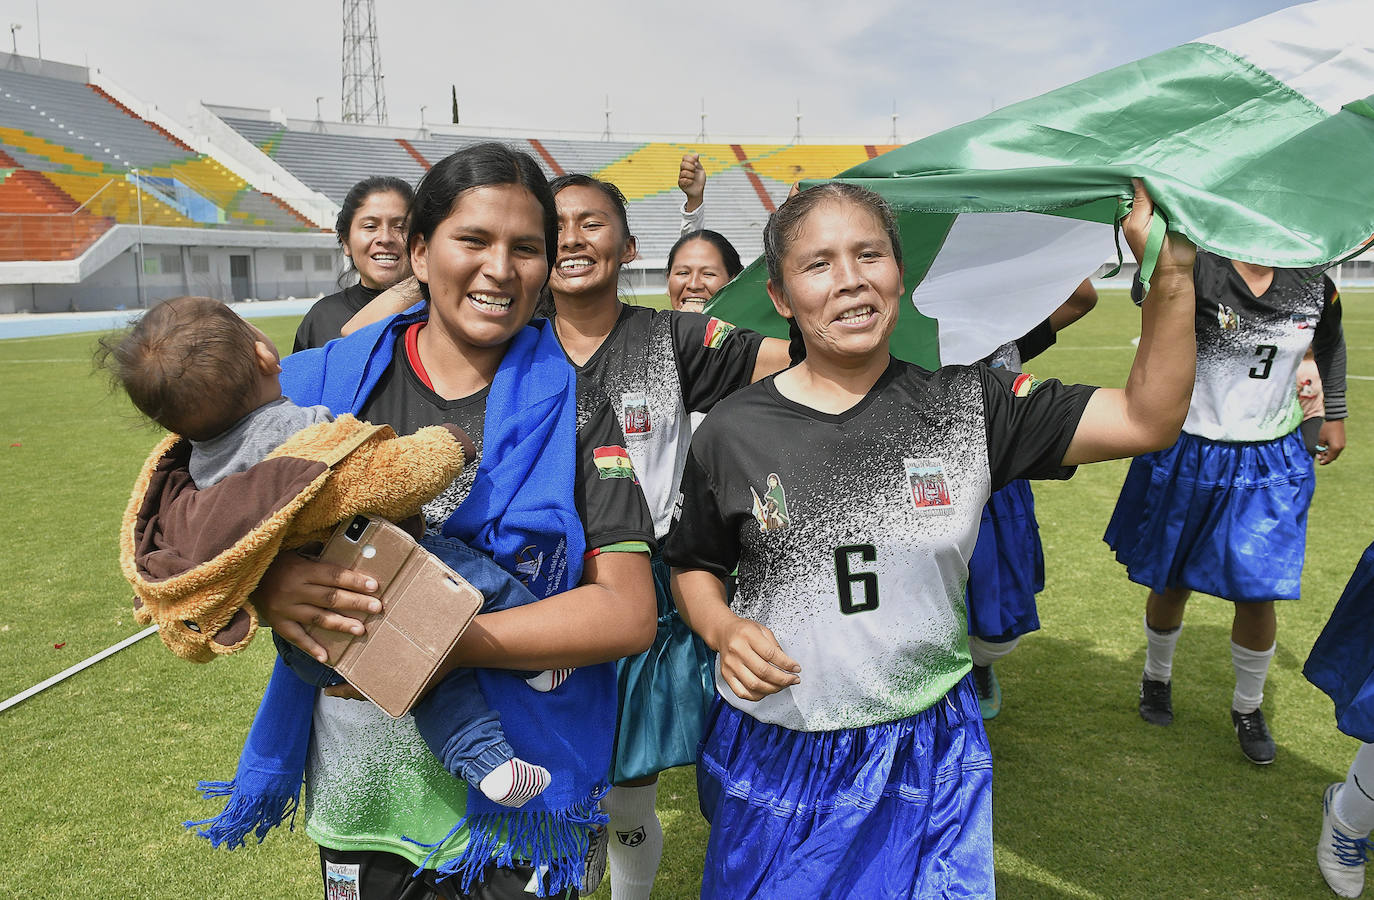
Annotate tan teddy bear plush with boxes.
[121,415,472,663]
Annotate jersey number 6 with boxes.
[835,544,879,615]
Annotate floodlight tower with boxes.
[340,0,388,125]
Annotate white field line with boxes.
[0,625,159,714]
[0,358,87,363]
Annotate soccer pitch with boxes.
[0,289,1368,898]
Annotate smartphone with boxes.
[306,514,484,717]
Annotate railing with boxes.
[0,211,115,261]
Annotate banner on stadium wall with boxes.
[706,0,1374,367]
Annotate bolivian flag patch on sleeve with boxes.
[1011,373,1043,397]
[703,317,736,349]
[593,445,636,480]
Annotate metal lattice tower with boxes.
[340,0,388,125]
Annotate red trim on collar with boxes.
[404,322,435,391]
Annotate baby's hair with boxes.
[95,296,263,440]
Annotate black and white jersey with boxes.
[360,328,655,553]
[665,359,1095,731]
[566,304,764,540]
[1136,251,1331,442]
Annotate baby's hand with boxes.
[712,615,800,701]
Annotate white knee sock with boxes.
[969,635,1020,668]
[1230,640,1275,714]
[602,782,664,900]
[1336,743,1374,834]
[1143,617,1182,682]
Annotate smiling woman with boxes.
[666,179,1198,898]
[247,143,657,900]
[293,176,415,352]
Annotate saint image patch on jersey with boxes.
[621,391,652,436]
[750,473,791,531]
[703,317,737,349]
[593,445,636,481]
[905,458,955,513]
[1217,303,1241,331]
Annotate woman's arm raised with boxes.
[1062,179,1197,466]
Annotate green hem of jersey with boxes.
[306,822,469,869]
[596,540,651,553]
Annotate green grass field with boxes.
[0,289,1369,898]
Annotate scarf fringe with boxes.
[182,778,300,849]
[404,781,609,898]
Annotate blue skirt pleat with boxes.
[966,479,1044,641]
[696,676,994,899]
[1103,430,1313,602]
[1305,542,1374,741]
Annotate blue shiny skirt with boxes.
[966,479,1044,642]
[696,676,994,899]
[1305,542,1374,741]
[1104,429,1314,602]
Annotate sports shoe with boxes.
[1138,676,1173,726]
[972,663,1001,720]
[1319,783,1369,897]
[583,823,609,894]
[1231,708,1276,765]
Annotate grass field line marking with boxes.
[993,845,1108,899]
[0,358,87,363]
[0,624,158,714]
[1351,375,1374,381]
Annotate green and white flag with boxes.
[707,0,1374,367]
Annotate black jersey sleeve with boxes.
[1314,276,1348,420]
[670,311,766,413]
[661,444,738,579]
[575,384,657,552]
[1014,317,1057,364]
[980,365,1097,490]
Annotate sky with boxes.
[4,0,1299,142]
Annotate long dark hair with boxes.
[335,175,414,289]
[668,229,743,279]
[408,143,558,302]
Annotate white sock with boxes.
[1230,640,1275,714]
[1143,617,1182,683]
[602,782,664,900]
[478,758,551,808]
[970,635,1020,668]
[1336,743,1374,835]
[526,668,575,692]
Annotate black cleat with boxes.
[1232,708,1276,765]
[1139,676,1173,726]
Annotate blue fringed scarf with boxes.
[187,308,615,897]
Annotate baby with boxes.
[106,295,558,807]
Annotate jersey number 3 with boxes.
[835,544,879,615]
[1249,344,1277,380]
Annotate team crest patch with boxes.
[703,317,737,349]
[750,473,791,531]
[1290,312,1318,330]
[622,391,652,435]
[617,826,646,847]
[593,445,636,480]
[1216,303,1241,331]
[905,458,955,512]
[324,861,360,900]
[1010,373,1043,397]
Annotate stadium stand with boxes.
[0,49,904,312]
[212,108,899,267]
